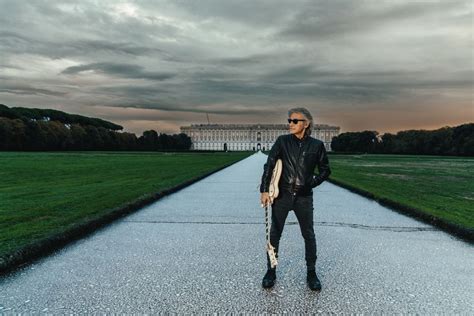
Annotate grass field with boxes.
[328,154,473,230]
[2,152,472,260]
[0,151,252,258]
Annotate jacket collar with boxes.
[291,133,309,143]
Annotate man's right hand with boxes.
[260,192,271,208]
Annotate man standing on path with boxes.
[259,107,331,291]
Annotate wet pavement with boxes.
[1,152,473,313]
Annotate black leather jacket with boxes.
[260,133,331,196]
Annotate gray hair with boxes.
[288,107,314,136]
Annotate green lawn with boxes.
[0,151,252,258]
[328,154,474,230]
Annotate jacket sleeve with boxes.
[259,136,283,193]
[311,142,331,188]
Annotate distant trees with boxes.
[0,104,192,151]
[331,123,474,156]
[3,104,472,156]
[135,130,191,151]
[0,104,122,130]
[331,131,379,154]
[451,123,474,156]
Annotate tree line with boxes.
[2,104,472,155]
[0,104,191,151]
[330,123,474,156]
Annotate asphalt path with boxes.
[1,152,473,313]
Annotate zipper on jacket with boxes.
[291,139,305,195]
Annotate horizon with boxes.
[3,102,471,137]
[1,1,472,136]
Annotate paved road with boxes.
[1,152,473,313]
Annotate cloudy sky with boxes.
[0,0,472,135]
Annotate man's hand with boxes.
[260,192,271,208]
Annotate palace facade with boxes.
[180,124,340,151]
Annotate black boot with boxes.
[307,270,321,291]
[262,269,276,288]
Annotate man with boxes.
[259,107,331,291]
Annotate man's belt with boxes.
[280,184,312,196]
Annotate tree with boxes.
[141,130,159,150]
[452,123,474,156]
[173,133,192,150]
[331,130,379,153]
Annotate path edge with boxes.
[328,178,474,244]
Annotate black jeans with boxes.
[267,190,317,270]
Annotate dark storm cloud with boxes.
[278,0,470,40]
[61,63,176,81]
[0,31,169,59]
[69,40,165,57]
[0,0,472,134]
[94,100,269,116]
[99,85,170,97]
[264,66,473,90]
[0,83,67,97]
[213,54,275,67]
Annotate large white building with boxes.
[180,124,340,151]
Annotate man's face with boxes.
[288,112,309,135]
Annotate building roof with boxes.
[181,123,340,130]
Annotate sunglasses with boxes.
[288,118,306,124]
